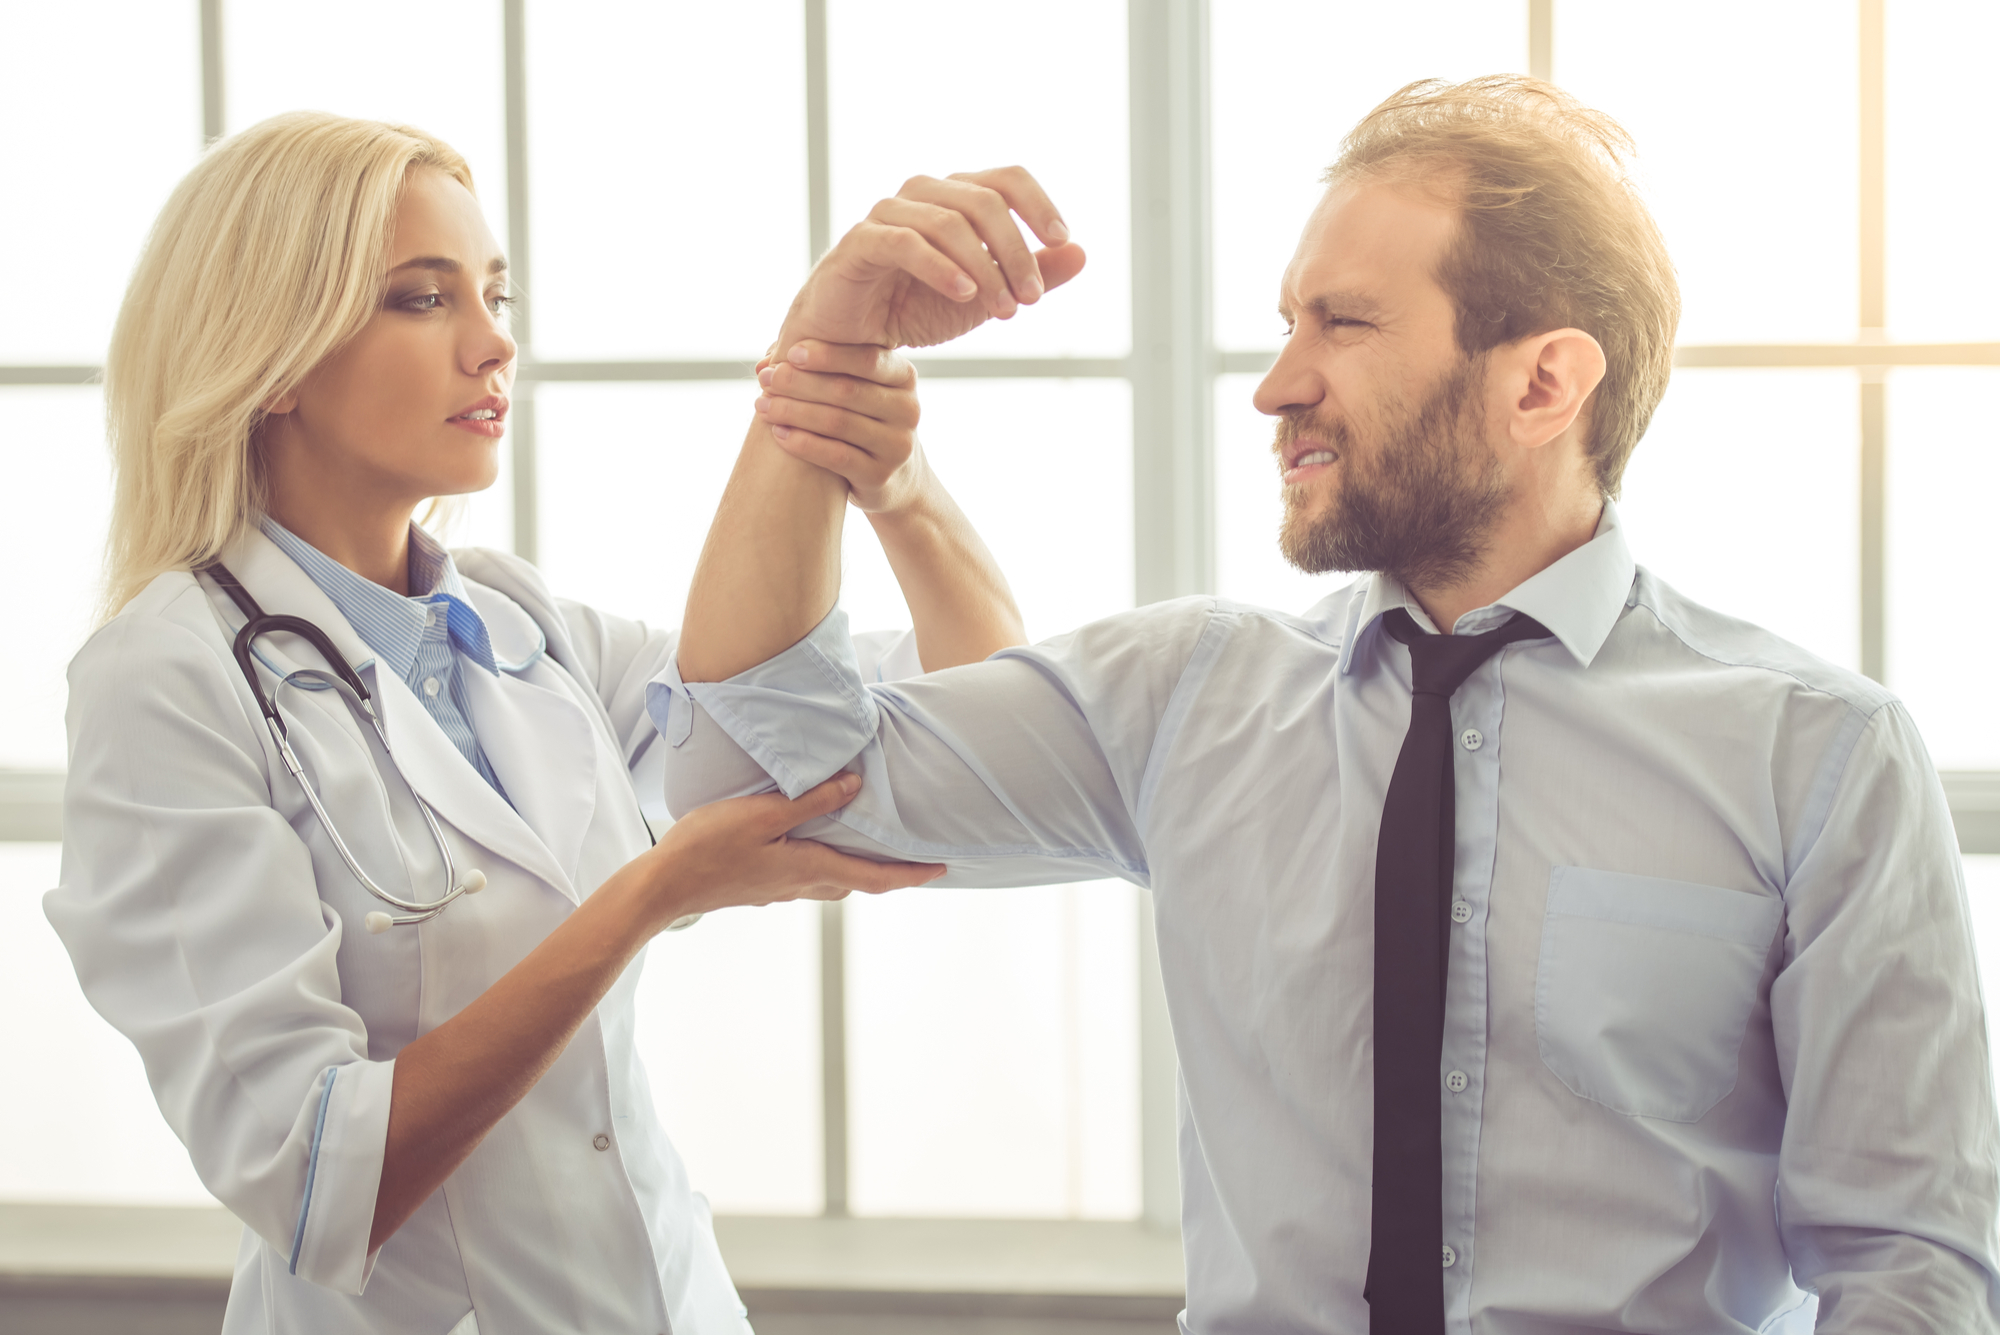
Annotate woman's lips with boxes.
[448,407,506,437]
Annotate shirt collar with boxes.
[260,517,498,681]
[1337,500,1637,674]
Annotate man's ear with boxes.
[1504,328,1606,453]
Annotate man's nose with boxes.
[1253,337,1322,418]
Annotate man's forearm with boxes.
[680,416,846,683]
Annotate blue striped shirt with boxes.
[261,518,507,799]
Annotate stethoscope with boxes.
[204,563,488,934]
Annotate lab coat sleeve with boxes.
[649,599,1220,887]
[43,606,393,1295]
[1771,701,2000,1327]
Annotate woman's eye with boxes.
[403,293,443,312]
[488,293,516,315]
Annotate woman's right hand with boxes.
[633,772,944,931]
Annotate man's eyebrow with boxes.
[388,256,510,276]
[1282,289,1385,323]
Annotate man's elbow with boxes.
[658,703,785,820]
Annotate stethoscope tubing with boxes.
[202,563,483,932]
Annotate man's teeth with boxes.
[1295,450,1336,467]
[461,409,498,420]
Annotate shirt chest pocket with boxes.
[1534,866,1782,1123]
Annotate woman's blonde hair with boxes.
[100,111,473,618]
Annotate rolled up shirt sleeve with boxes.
[1772,700,2000,1327]
[44,610,393,1295]
[649,601,1221,888]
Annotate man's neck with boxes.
[1409,490,1605,633]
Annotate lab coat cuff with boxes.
[647,606,879,799]
[288,1057,394,1295]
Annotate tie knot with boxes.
[1383,606,1551,698]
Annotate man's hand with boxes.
[780,167,1086,351]
[755,341,924,513]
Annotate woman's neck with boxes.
[263,497,416,595]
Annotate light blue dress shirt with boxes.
[651,503,2000,1333]
[261,518,506,797]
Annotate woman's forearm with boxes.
[367,865,658,1253]
[866,465,1026,671]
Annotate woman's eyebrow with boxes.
[388,256,510,276]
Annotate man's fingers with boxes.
[849,219,979,304]
[900,175,1043,309]
[783,341,916,390]
[873,196,1016,319]
[948,165,1070,248]
[1034,241,1089,296]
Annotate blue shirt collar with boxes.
[1339,500,1637,674]
[259,517,499,681]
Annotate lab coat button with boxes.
[1450,899,1473,924]
[1446,1069,1468,1093]
[423,677,441,698]
[1460,727,1483,751]
[592,1133,610,1151]
[1442,1244,1458,1268]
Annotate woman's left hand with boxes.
[753,340,926,514]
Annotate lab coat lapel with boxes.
[456,663,600,888]
[213,528,580,901]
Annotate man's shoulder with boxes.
[1622,567,1894,719]
[1031,581,1361,670]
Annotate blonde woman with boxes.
[43,112,1031,1334]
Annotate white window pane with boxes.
[636,903,823,1214]
[848,880,1140,1219]
[1616,369,1860,673]
[1886,1,2000,342]
[1887,369,1999,768]
[1211,1,1527,353]
[843,379,1133,642]
[1214,371,1354,614]
[0,844,216,1205]
[225,0,509,253]
[827,0,1130,359]
[1,387,113,768]
[527,2,808,360]
[0,3,201,362]
[1555,1,1858,345]
[534,380,755,630]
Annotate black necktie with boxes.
[1366,606,1550,1333]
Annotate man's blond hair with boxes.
[1328,76,1681,496]
[101,111,474,619]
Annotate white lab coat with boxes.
[45,527,913,1335]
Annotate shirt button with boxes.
[423,676,441,698]
[1450,899,1473,924]
[1446,1069,1468,1093]
[425,608,437,626]
[592,1133,611,1152]
[1442,1244,1458,1268]
[1460,727,1483,751]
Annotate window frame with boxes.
[4,0,1998,1231]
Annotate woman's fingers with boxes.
[794,840,947,893]
[756,395,910,460]
[784,340,915,389]
[758,363,918,428]
[766,772,863,831]
[767,427,886,486]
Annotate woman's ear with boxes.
[263,387,299,415]
[1506,328,1606,453]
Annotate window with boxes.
[4,0,1996,1225]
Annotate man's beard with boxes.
[1276,356,1509,592]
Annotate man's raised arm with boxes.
[677,168,1083,683]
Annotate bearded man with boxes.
[655,78,1999,1332]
